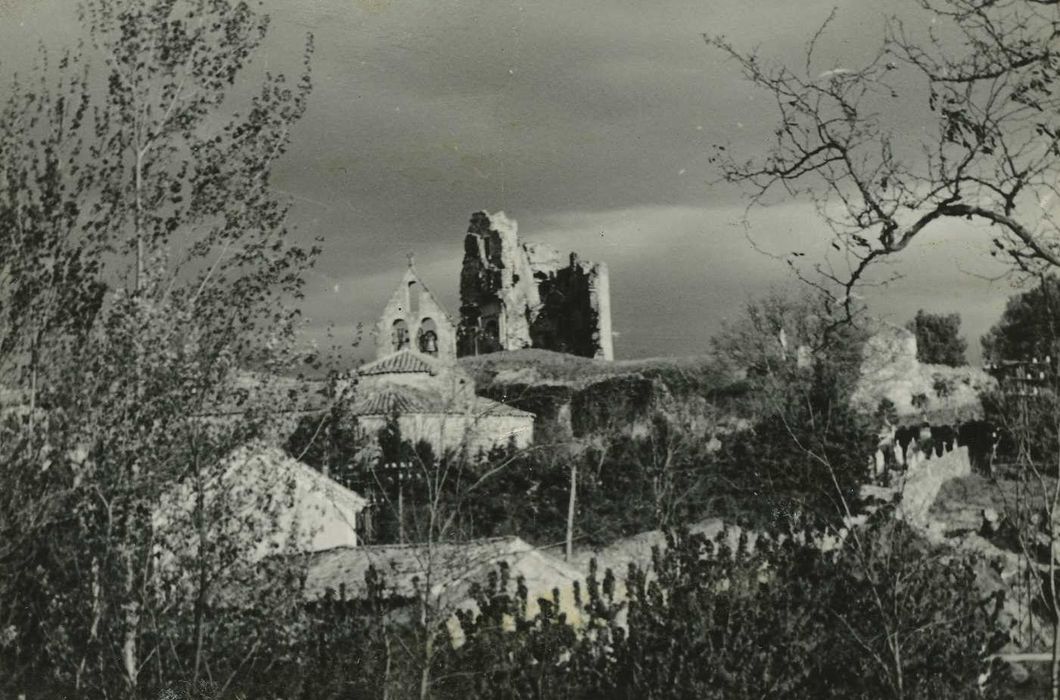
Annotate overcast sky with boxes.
[0,0,1021,362]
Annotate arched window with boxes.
[418,318,438,356]
[392,319,410,351]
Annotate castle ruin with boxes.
[457,211,614,361]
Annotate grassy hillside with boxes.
[459,350,738,439]
[458,349,730,393]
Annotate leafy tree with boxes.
[456,444,573,544]
[981,384,1060,697]
[907,310,968,366]
[285,377,373,490]
[441,521,1008,699]
[982,274,1060,363]
[710,0,1060,304]
[0,0,316,697]
[711,292,876,528]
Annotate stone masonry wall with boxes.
[457,210,614,360]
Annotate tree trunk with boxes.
[192,478,209,687]
[418,604,434,700]
[122,598,140,697]
[398,481,405,545]
[1052,616,1059,700]
[565,462,577,561]
[381,627,391,700]
[76,557,103,693]
[1052,548,1059,700]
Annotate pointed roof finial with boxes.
[406,252,416,269]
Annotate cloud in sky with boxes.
[0,0,1023,362]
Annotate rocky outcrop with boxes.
[894,445,974,540]
[893,453,1056,651]
[458,211,614,361]
[851,323,996,425]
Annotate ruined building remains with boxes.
[457,211,614,361]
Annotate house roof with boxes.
[349,386,449,415]
[302,536,582,604]
[155,445,368,561]
[359,349,439,377]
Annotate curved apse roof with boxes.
[358,349,439,376]
[349,386,533,419]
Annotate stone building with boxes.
[155,444,369,561]
[349,263,534,454]
[457,210,614,360]
[374,262,458,362]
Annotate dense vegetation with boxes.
[908,310,968,367]
[983,275,1060,364]
[2,0,1052,696]
[132,521,1009,699]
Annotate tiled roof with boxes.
[302,536,582,602]
[349,387,448,415]
[359,350,437,376]
[348,385,533,418]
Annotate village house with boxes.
[154,444,370,563]
[302,536,584,645]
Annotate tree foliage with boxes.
[438,520,1008,700]
[907,309,968,366]
[982,274,1060,362]
[0,0,316,696]
[711,292,877,528]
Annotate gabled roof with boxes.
[155,444,368,562]
[359,349,439,376]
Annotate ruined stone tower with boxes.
[457,210,614,360]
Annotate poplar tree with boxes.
[0,1,316,696]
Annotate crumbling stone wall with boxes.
[458,210,614,360]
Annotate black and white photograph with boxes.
[0,0,1058,697]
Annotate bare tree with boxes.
[709,0,1059,310]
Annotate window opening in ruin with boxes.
[418,318,439,356]
[392,319,410,351]
[484,317,499,341]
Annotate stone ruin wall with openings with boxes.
[457,210,614,361]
